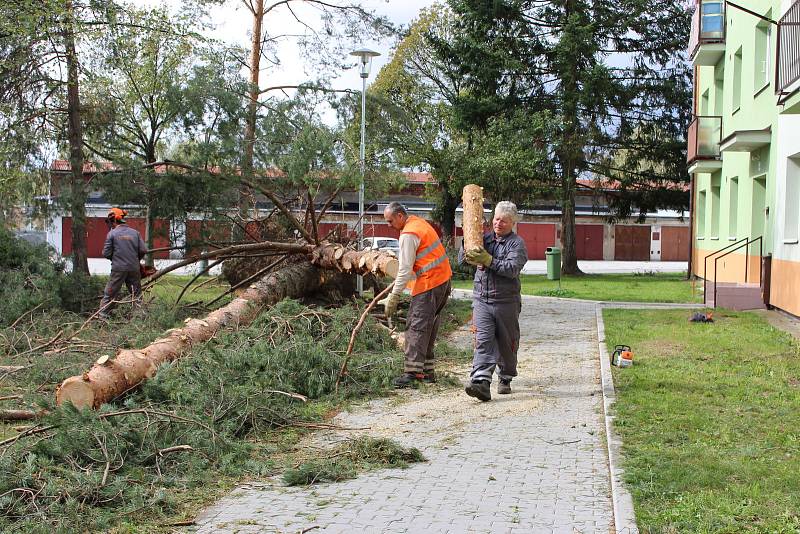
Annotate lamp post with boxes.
[350,47,380,296]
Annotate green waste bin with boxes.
[545,247,561,280]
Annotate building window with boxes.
[732,47,742,112]
[698,190,707,238]
[754,19,771,92]
[729,176,738,239]
[785,157,799,243]
[711,173,721,238]
[714,61,724,115]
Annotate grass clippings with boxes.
[283,436,426,486]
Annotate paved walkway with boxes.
[191,296,614,533]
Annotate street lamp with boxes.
[350,47,380,296]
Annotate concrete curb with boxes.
[596,306,640,534]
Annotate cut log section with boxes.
[57,248,399,409]
[462,184,485,253]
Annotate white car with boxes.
[362,237,400,256]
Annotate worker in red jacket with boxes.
[98,208,147,319]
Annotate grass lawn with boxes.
[452,272,701,303]
[603,308,800,533]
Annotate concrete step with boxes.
[713,283,766,310]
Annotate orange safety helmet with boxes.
[107,207,128,222]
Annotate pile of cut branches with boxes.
[0,300,401,533]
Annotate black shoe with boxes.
[393,372,424,389]
[422,371,436,384]
[497,379,512,395]
[465,380,491,402]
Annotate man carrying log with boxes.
[98,207,147,320]
[380,202,452,388]
[461,201,528,402]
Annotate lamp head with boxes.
[350,47,380,78]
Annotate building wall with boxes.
[692,0,782,280]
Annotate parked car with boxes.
[362,237,400,256]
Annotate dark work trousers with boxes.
[403,280,452,374]
[99,269,142,317]
[470,299,522,383]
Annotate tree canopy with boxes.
[433,0,692,272]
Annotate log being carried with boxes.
[56,246,398,409]
[462,184,485,254]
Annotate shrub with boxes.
[0,229,104,325]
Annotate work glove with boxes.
[465,247,492,268]
[379,292,401,318]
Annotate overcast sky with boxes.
[145,0,438,93]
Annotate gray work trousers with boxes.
[470,299,521,383]
[99,269,142,317]
[403,280,451,374]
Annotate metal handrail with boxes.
[711,235,763,307]
[703,237,747,280]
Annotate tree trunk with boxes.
[65,0,89,274]
[237,0,264,236]
[56,249,398,409]
[438,182,459,243]
[462,184,484,252]
[57,263,324,409]
[560,167,581,275]
[558,0,583,276]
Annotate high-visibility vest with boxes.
[401,215,452,296]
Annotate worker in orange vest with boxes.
[380,201,452,387]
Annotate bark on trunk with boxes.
[237,0,264,235]
[56,248,399,409]
[462,184,484,253]
[0,409,40,421]
[65,0,89,274]
[57,263,324,409]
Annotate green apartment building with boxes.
[688,0,800,315]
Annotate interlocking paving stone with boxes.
[190,296,614,533]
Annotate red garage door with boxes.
[516,223,556,259]
[661,226,689,261]
[363,223,400,239]
[576,224,604,260]
[63,217,170,259]
[615,225,651,261]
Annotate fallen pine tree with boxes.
[57,246,399,409]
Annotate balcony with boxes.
[688,0,726,66]
[777,0,800,112]
[687,116,723,173]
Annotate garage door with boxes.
[576,224,604,260]
[661,226,689,261]
[516,223,556,259]
[614,225,651,261]
[62,217,170,258]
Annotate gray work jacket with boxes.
[102,224,147,272]
[461,232,528,304]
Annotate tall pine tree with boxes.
[436,0,691,273]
